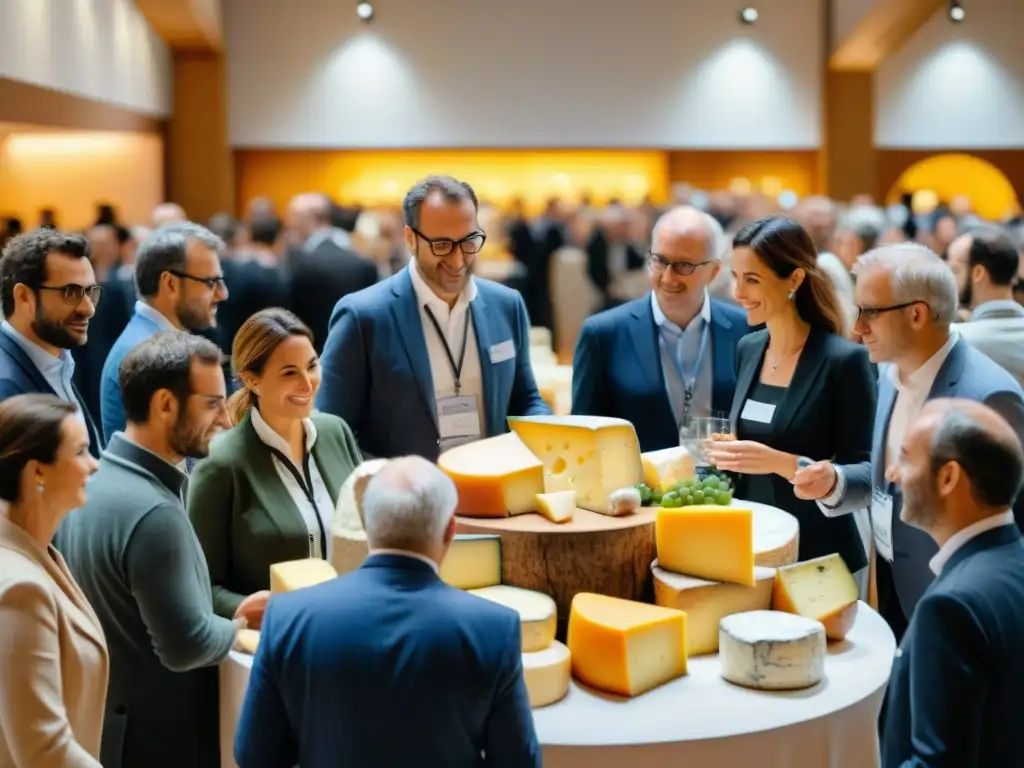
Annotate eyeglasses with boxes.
[168,270,226,290]
[34,283,103,307]
[856,300,929,322]
[648,251,715,276]
[411,228,486,257]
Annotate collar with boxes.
[651,290,710,333]
[407,260,478,316]
[250,406,317,457]
[930,509,1016,574]
[970,299,1024,321]
[367,548,440,573]
[305,227,350,252]
[134,301,177,331]
[0,320,74,372]
[890,329,959,392]
[105,432,187,498]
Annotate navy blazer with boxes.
[835,337,1024,617]
[0,331,102,457]
[881,524,1024,768]
[234,554,542,768]
[315,268,551,460]
[570,294,751,452]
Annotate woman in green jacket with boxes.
[188,308,361,619]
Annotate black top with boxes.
[739,380,787,511]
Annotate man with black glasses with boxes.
[571,206,750,452]
[317,174,551,460]
[0,229,103,455]
[100,221,228,443]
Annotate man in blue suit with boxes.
[571,206,750,452]
[234,455,542,768]
[881,398,1024,768]
[316,175,551,460]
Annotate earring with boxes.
[787,290,795,300]
[36,478,44,493]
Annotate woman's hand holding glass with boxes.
[705,439,798,479]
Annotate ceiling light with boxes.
[739,7,759,24]
[356,1,374,22]
[948,2,965,22]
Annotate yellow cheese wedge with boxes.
[641,446,697,492]
[652,562,775,655]
[507,415,644,514]
[469,585,557,652]
[534,491,576,523]
[656,505,754,586]
[437,433,545,517]
[236,629,260,654]
[438,534,502,590]
[773,553,860,640]
[567,592,687,697]
[523,640,572,707]
[269,558,338,593]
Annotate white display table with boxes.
[219,601,894,767]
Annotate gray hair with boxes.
[651,206,718,262]
[853,243,959,325]
[402,175,479,230]
[134,221,224,298]
[362,456,458,551]
[841,205,888,252]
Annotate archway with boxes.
[885,153,1020,221]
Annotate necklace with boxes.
[767,344,804,371]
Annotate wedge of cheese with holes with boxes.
[534,491,575,523]
[652,562,775,655]
[773,553,860,640]
[330,459,389,574]
[438,433,545,518]
[719,610,826,690]
[507,416,644,514]
[656,506,755,586]
[469,585,557,652]
[567,592,687,697]
[438,534,502,590]
[269,558,338,593]
[523,640,571,707]
[641,446,697,493]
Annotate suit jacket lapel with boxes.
[629,298,667,402]
[708,303,735,413]
[390,270,438,430]
[70,380,102,456]
[926,337,967,400]
[874,374,898,489]
[0,332,56,395]
[310,429,346,505]
[240,416,311,540]
[730,332,767,428]
[773,326,829,436]
[469,292,499,437]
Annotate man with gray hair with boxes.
[100,221,228,442]
[793,243,1024,640]
[234,456,542,768]
[572,205,751,451]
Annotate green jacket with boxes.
[187,409,362,617]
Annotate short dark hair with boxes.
[402,175,479,230]
[0,229,91,317]
[249,215,282,247]
[134,221,224,298]
[968,227,1019,287]
[0,394,78,503]
[931,410,1024,508]
[119,331,224,424]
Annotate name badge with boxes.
[437,395,482,452]
[871,487,894,562]
[489,339,515,364]
[740,399,776,424]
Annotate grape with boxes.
[692,489,705,503]
[703,476,720,490]
[684,494,694,506]
[714,491,731,505]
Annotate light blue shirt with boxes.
[0,321,78,405]
[651,291,713,430]
[134,301,176,331]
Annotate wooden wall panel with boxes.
[825,71,877,202]
[0,78,163,134]
[666,151,821,197]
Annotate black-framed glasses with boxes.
[168,270,226,290]
[34,283,103,307]
[856,300,928,322]
[411,228,486,257]
[648,251,715,276]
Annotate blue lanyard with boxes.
[659,320,710,429]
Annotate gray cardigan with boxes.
[55,434,235,768]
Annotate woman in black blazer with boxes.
[706,216,876,573]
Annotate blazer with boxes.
[0,514,109,768]
[234,553,542,768]
[953,301,1024,390]
[315,268,552,461]
[188,410,362,618]
[0,331,102,457]
[881,524,1024,768]
[730,326,876,572]
[571,293,751,452]
[834,337,1024,617]
[99,309,165,443]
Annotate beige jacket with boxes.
[0,514,109,767]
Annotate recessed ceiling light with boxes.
[739,7,759,24]
[948,2,965,22]
[356,1,374,22]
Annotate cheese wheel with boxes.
[438,433,545,518]
[332,458,388,533]
[534,491,575,523]
[269,558,338,593]
[752,503,800,567]
[719,610,826,691]
[522,640,571,707]
[330,530,369,576]
[773,553,860,640]
[469,585,557,652]
[438,534,502,590]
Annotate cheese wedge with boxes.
[236,629,260,655]
[773,553,860,640]
[523,641,571,707]
[534,491,575,523]
[641,446,697,492]
[330,459,389,575]
[437,433,545,518]
[438,534,502,590]
[269,558,338,593]
[567,592,687,697]
[652,562,775,655]
[507,415,644,514]
[656,505,755,586]
[719,610,826,690]
[469,585,557,652]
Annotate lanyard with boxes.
[266,446,327,560]
[423,305,471,395]
[659,319,710,429]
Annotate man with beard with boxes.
[56,332,267,768]
[881,398,1024,768]
[0,229,103,455]
[100,221,228,443]
[317,175,551,460]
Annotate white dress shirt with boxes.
[250,408,335,560]
[651,291,713,429]
[929,510,1015,574]
[368,548,440,573]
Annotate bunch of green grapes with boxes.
[635,472,733,508]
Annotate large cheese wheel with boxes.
[438,433,545,518]
[438,534,502,590]
[719,610,826,691]
[269,559,338,593]
[751,502,800,566]
[773,553,859,640]
[469,585,556,652]
[523,641,571,707]
[330,459,389,575]
[656,505,755,586]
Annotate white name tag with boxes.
[437,394,482,452]
[489,339,515,364]
[740,399,776,424]
[871,487,894,562]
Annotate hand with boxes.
[234,590,271,630]
[792,461,837,500]
[705,440,793,477]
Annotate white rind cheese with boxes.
[468,585,557,652]
[330,459,388,575]
[752,505,800,567]
[522,640,572,707]
[719,610,826,691]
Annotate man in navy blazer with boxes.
[234,456,542,768]
[316,175,551,460]
[571,206,750,452]
[881,398,1024,768]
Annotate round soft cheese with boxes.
[719,610,826,691]
[522,640,571,707]
[469,585,557,652]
